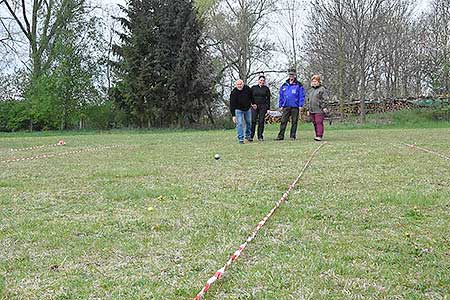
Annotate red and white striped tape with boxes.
[405,143,450,161]
[1,145,121,164]
[9,144,49,152]
[194,142,326,300]
[8,140,66,152]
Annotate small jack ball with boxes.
[214,154,221,160]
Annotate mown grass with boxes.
[328,108,450,130]
[0,124,449,300]
[0,108,448,138]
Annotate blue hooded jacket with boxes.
[278,79,305,108]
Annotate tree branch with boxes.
[2,0,31,40]
[21,0,32,35]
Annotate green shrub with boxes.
[0,100,31,131]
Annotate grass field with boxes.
[1,124,449,300]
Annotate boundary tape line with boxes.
[8,144,54,152]
[194,142,327,300]
[1,145,121,164]
[404,143,450,161]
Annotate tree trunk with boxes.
[338,25,345,115]
[178,112,183,128]
[206,104,215,125]
[291,20,297,71]
[359,69,366,123]
[60,105,66,131]
[415,75,421,96]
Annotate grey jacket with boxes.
[305,85,328,113]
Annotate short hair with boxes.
[311,74,321,83]
[258,75,266,80]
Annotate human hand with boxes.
[307,111,310,116]
[232,116,237,124]
[323,108,329,114]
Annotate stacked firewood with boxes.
[263,97,449,124]
[265,110,282,124]
[264,109,310,124]
[327,100,416,115]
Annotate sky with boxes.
[101,0,431,10]
[100,0,124,4]
[0,0,434,75]
[0,0,434,18]
[98,0,126,8]
[96,0,433,87]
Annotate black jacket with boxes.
[230,85,254,116]
[251,85,271,106]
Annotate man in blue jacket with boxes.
[276,69,305,140]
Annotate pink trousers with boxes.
[311,113,324,138]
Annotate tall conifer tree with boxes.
[114,0,215,127]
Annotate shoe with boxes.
[258,138,264,142]
[314,137,322,141]
[239,140,244,144]
[290,137,296,141]
[246,137,253,142]
[275,137,284,141]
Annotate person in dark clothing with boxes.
[230,79,256,144]
[250,75,271,141]
[276,69,305,141]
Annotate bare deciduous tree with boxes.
[422,0,450,94]
[207,0,277,83]
[277,0,303,71]
[304,0,422,120]
[0,0,87,80]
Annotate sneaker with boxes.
[290,137,296,141]
[314,136,322,141]
[246,137,253,142]
[239,140,244,144]
[258,138,264,142]
[275,137,284,141]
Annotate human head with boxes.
[288,68,296,81]
[236,79,244,90]
[258,75,266,86]
[311,74,321,87]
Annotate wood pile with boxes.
[262,97,449,124]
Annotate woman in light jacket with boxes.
[305,75,328,141]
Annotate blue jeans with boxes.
[235,109,252,142]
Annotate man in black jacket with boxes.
[251,75,271,141]
[230,79,255,144]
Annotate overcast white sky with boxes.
[98,0,125,8]
[97,0,430,10]
[91,0,432,80]
[100,0,431,11]
[0,0,433,76]
[0,0,434,17]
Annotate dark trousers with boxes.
[311,113,325,137]
[251,104,268,139]
[277,107,299,139]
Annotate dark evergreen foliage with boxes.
[113,0,216,127]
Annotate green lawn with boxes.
[1,124,449,299]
